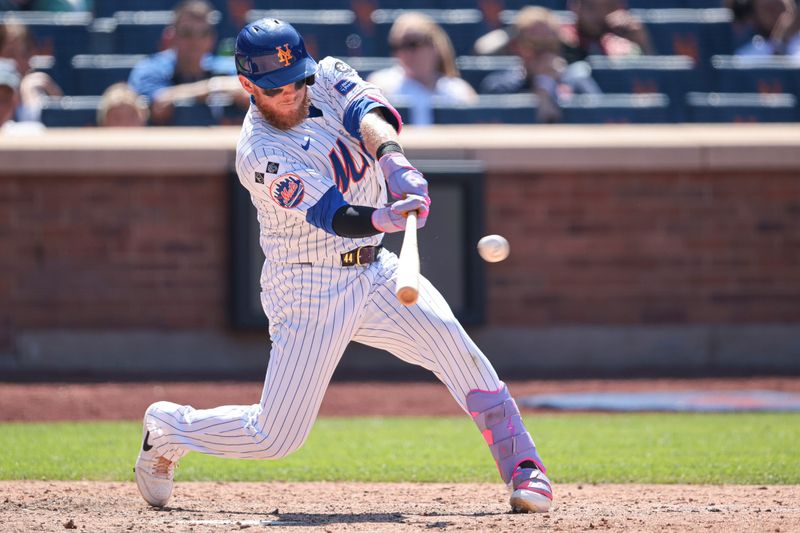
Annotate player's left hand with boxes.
[378,152,429,201]
[371,194,430,233]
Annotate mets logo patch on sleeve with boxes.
[334,79,356,95]
[270,174,305,209]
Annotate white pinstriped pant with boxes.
[147,250,501,462]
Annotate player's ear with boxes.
[238,75,255,95]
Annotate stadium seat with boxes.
[456,55,522,92]
[495,0,563,9]
[112,11,174,55]
[711,55,800,96]
[587,55,697,121]
[0,11,93,89]
[341,56,395,79]
[432,94,539,124]
[40,96,100,128]
[93,0,174,18]
[246,9,360,57]
[172,101,218,126]
[629,0,723,7]
[70,54,144,96]
[172,93,246,126]
[560,93,672,124]
[627,0,683,8]
[635,9,733,68]
[686,92,798,123]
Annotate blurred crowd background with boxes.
[1,0,799,131]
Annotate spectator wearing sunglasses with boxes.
[481,7,600,123]
[367,12,477,125]
[128,0,249,125]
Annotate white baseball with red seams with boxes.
[478,234,510,262]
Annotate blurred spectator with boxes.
[0,57,43,134]
[127,0,248,125]
[0,17,62,122]
[729,0,800,56]
[0,59,20,128]
[367,12,478,126]
[481,7,601,123]
[97,82,149,127]
[562,0,653,63]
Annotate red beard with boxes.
[257,92,311,131]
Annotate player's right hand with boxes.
[371,195,430,233]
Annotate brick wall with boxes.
[486,170,800,325]
[0,174,228,350]
[2,167,800,355]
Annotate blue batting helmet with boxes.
[234,19,318,90]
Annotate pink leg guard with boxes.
[466,382,546,485]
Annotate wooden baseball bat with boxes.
[395,211,419,306]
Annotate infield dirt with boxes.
[3,378,800,531]
[3,481,799,532]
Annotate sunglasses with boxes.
[391,37,432,52]
[176,27,212,39]
[260,76,315,97]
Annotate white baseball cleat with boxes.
[509,466,553,513]
[134,415,175,507]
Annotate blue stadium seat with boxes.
[40,96,100,128]
[627,0,684,8]
[251,0,353,7]
[93,0,173,18]
[247,9,360,57]
[560,93,672,123]
[686,92,798,122]
[171,93,247,126]
[432,94,539,124]
[342,56,394,79]
[70,54,144,96]
[112,11,174,55]
[588,55,697,120]
[711,55,800,96]
[629,0,723,7]
[1,12,93,89]
[172,101,218,126]
[496,0,563,9]
[636,9,733,67]
[456,55,522,92]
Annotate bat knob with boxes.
[396,287,418,306]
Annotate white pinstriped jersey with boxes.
[235,56,388,268]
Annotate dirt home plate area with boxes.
[2,481,798,532]
[3,379,800,532]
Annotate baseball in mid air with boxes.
[477,234,510,262]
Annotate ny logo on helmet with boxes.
[276,44,293,66]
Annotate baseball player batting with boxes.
[134,19,552,514]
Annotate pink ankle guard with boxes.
[466,383,545,485]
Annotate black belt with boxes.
[341,245,382,267]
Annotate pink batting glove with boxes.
[378,152,429,201]
[371,194,430,233]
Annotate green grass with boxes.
[1,414,798,484]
